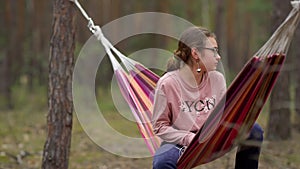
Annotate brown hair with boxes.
[166,26,216,72]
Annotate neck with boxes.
[194,71,204,85]
[179,65,205,87]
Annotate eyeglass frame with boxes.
[199,47,220,58]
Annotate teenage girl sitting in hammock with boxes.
[152,26,263,169]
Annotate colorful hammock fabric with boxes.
[177,54,285,168]
[72,0,300,168]
[114,62,161,155]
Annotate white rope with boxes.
[70,0,123,71]
[93,26,137,71]
[93,26,121,70]
[291,0,300,11]
[70,0,138,71]
[69,0,96,33]
[255,0,300,58]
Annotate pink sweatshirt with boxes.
[152,70,226,146]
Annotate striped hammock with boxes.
[72,0,300,168]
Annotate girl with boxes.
[152,26,263,169]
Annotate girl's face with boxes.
[199,37,221,72]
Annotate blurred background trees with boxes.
[0,0,299,139]
[267,0,293,140]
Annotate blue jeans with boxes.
[152,123,264,169]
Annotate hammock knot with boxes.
[87,18,96,33]
[93,26,104,41]
[87,19,105,42]
[291,0,300,11]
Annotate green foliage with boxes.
[1,92,300,168]
[0,109,46,167]
[247,0,272,13]
[0,95,8,110]
[11,84,47,112]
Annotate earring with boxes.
[196,61,201,73]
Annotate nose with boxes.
[215,53,221,60]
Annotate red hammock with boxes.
[177,54,285,168]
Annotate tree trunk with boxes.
[266,0,292,140]
[0,0,26,109]
[293,23,300,132]
[1,0,15,109]
[27,0,41,90]
[226,0,239,75]
[36,0,51,86]
[0,0,4,108]
[240,0,252,62]
[214,0,227,72]
[41,0,75,168]
[201,0,210,27]
[155,0,169,56]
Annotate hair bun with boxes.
[174,50,181,57]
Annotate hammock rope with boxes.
[177,1,300,168]
[255,1,300,57]
[71,0,162,155]
[71,0,300,168]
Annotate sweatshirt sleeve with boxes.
[151,82,195,146]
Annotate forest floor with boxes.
[1,108,300,169]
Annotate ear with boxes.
[191,48,200,60]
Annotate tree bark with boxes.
[293,21,300,132]
[0,0,26,109]
[266,0,292,140]
[41,0,75,168]
[226,0,239,75]
[1,0,15,109]
[214,0,227,72]
[240,0,252,62]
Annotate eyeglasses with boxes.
[199,47,220,58]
